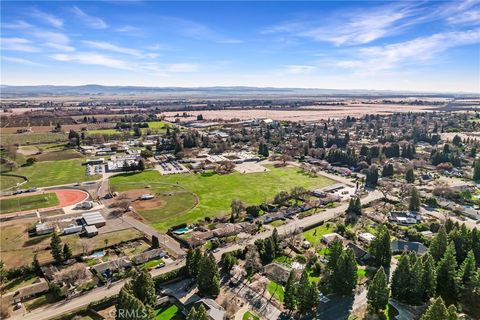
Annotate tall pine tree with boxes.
[367,267,389,313]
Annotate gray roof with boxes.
[391,239,427,255]
[82,211,106,226]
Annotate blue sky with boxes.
[1,0,479,92]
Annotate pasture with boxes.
[0,192,59,214]
[109,166,336,231]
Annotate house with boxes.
[346,242,370,263]
[191,298,226,320]
[92,258,132,277]
[263,262,292,284]
[391,239,428,255]
[2,278,49,304]
[388,211,421,225]
[322,233,345,245]
[133,249,166,265]
[358,232,376,244]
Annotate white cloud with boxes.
[72,6,108,29]
[50,52,131,70]
[337,29,480,73]
[166,63,199,72]
[284,65,316,74]
[43,42,75,52]
[216,39,244,44]
[1,20,32,29]
[0,38,40,52]
[2,56,43,66]
[29,8,63,28]
[30,30,69,45]
[81,40,159,58]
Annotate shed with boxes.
[82,211,106,227]
[84,225,98,237]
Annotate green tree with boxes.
[447,305,459,320]
[62,243,72,261]
[284,271,297,313]
[408,259,425,304]
[430,226,448,261]
[50,233,63,263]
[196,304,209,320]
[391,253,410,301]
[367,267,389,313]
[405,168,415,183]
[197,253,220,297]
[409,187,421,211]
[186,307,197,320]
[420,297,448,320]
[474,160,480,181]
[221,253,237,273]
[296,270,317,314]
[326,239,343,272]
[331,249,358,295]
[115,287,154,320]
[369,225,392,268]
[460,250,476,286]
[436,243,458,305]
[421,253,437,301]
[187,248,202,279]
[131,270,156,307]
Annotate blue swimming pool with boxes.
[173,227,190,235]
[90,250,105,258]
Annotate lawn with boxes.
[86,129,124,136]
[154,304,184,320]
[267,280,285,303]
[24,292,59,311]
[303,223,335,246]
[143,259,164,269]
[8,158,100,188]
[1,274,39,293]
[0,223,142,269]
[243,311,260,320]
[110,166,335,231]
[0,192,59,214]
[0,132,68,145]
[0,175,25,191]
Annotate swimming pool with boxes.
[173,227,191,235]
[90,251,105,258]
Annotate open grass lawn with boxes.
[143,258,164,269]
[86,129,124,136]
[154,304,184,320]
[10,158,99,188]
[243,311,260,320]
[267,280,285,303]
[24,292,60,311]
[0,175,25,190]
[0,192,59,214]
[303,223,335,246]
[110,166,335,231]
[0,223,142,269]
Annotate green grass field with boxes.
[110,166,335,231]
[243,311,260,320]
[8,158,99,188]
[267,280,285,302]
[0,175,25,190]
[154,304,184,320]
[0,192,59,214]
[303,223,335,246]
[86,129,123,136]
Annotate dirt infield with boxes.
[54,189,89,207]
[118,189,165,211]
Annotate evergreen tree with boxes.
[62,243,72,261]
[391,253,410,301]
[405,168,415,183]
[331,249,358,295]
[32,254,41,273]
[187,248,202,279]
[296,270,317,314]
[197,253,220,297]
[221,253,237,273]
[115,287,154,320]
[284,271,297,313]
[430,226,448,261]
[367,267,389,313]
[326,239,343,272]
[460,250,476,286]
[186,307,197,320]
[420,297,448,320]
[131,270,156,307]
[421,253,437,301]
[196,304,209,320]
[436,243,458,305]
[409,187,421,212]
[474,160,480,181]
[369,225,392,268]
[447,305,459,320]
[408,259,425,304]
[50,232,63,263]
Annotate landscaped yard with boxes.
[154,304,184,320]
[110,166,336,231]
[267,280,285,303]
[0,224,142,269]
[303,223,335,246]
[243,311,260,320]
[0,192,59,214]
[143,259,164,269]
[8,158,100,188]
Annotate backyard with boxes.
[303,223,335,247]
[0,192,59,214]
[110,166,336,231]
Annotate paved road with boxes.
[11,189,382,320]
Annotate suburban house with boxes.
[391,239,428,255]
[263,262,292,284]
[388,211,421,225]
[2,278,49,303]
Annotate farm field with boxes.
[110,166,336,231]
[0,192,59,214]
[0,223,142,269]
[7,158,100,188]
[0,132,68,145]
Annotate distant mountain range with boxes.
[0,84,477,98]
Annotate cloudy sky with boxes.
[1,1,479,92]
